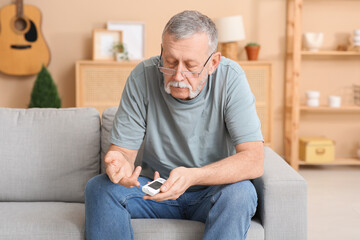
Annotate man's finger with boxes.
[106,164,119,183]
[130,166,142,187]
[105,164,113,176]
[120,177,139,188]
[105,155,117,164]
[104,157,112,164]
[120,166,142,187]
[154,171,160,180]
[160,175,177,192]
[113,166,125,183]
[131,166,142,179]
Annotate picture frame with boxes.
[106,21,145,60]
[92,29,123,60]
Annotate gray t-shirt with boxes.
[110,56,263,189]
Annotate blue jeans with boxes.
[85,174,257,240]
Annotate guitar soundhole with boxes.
[14,18,27,31]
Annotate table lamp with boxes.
[214,15,245,60]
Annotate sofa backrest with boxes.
[0,107,101,202]
[101,107,117,173]
[101,106,143,174]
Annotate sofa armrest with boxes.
[252,147,307,240]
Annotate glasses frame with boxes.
[158,48,214,79]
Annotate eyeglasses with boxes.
[158,48,214,79]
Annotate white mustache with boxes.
[164,75,207,99]
[167,81,193,90]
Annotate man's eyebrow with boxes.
[186,59,199,64]
[163,53,200,64]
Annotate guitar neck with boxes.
[15,0,23,18]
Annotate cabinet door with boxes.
[238,62,273,147]
[76,61,138,116]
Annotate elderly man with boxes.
[85,10,264,240]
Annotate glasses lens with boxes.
[159,67,175,75]
[182,71,199,79]
[159,67,199,78]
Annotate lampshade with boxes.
[214,15,245,43]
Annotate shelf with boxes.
[77,60,141,65]
[300,105,360,112]
[299,158,360,166]
[301,51,360,56]
[237,60,273,65]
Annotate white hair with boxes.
[162,10,218,54]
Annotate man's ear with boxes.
[208,52,221,75]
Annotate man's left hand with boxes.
[143,167,197,201]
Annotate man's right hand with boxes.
[104,150,141,188]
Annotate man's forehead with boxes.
[162,33,209,61]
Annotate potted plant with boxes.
[29,65,61,108]
[113,42,129,61]
[245,42,261,61]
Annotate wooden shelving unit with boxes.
[284,0,360,170]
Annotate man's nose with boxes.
[174,63,185,82]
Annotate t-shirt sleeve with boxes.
[224,66,264,146]
[109,69,147,150]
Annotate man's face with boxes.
[161,32,213,100]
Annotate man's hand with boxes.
[105,150,141,188]
[143,167,196,201]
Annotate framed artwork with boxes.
[92,29,123,60]
[106,21,145,60]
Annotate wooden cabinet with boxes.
[76,60,139,116]
[285,0,360,170]
[76,60,273,147]
[237,61,273,147]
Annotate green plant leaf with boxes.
[29,65,62,108]
[246,42,260,47]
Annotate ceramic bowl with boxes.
[306,90,320,99]
[353,36,360,42]
[354,40,360,46]
[307,99,320,107]
[328,96,341,108]
[353,35,360,46]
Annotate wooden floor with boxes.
[299,165,360,240]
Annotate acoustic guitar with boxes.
[0,0,50,76]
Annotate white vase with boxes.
[115,52,126,62]
[304,33,324,52]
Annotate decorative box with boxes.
[299,137,335,163]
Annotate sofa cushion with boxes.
[0,107,101,202]
[101,106,143,174]
[0,202,263,240]
[132,218,264,240]
[0,202,85,240]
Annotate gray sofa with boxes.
[0,107,307,240]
